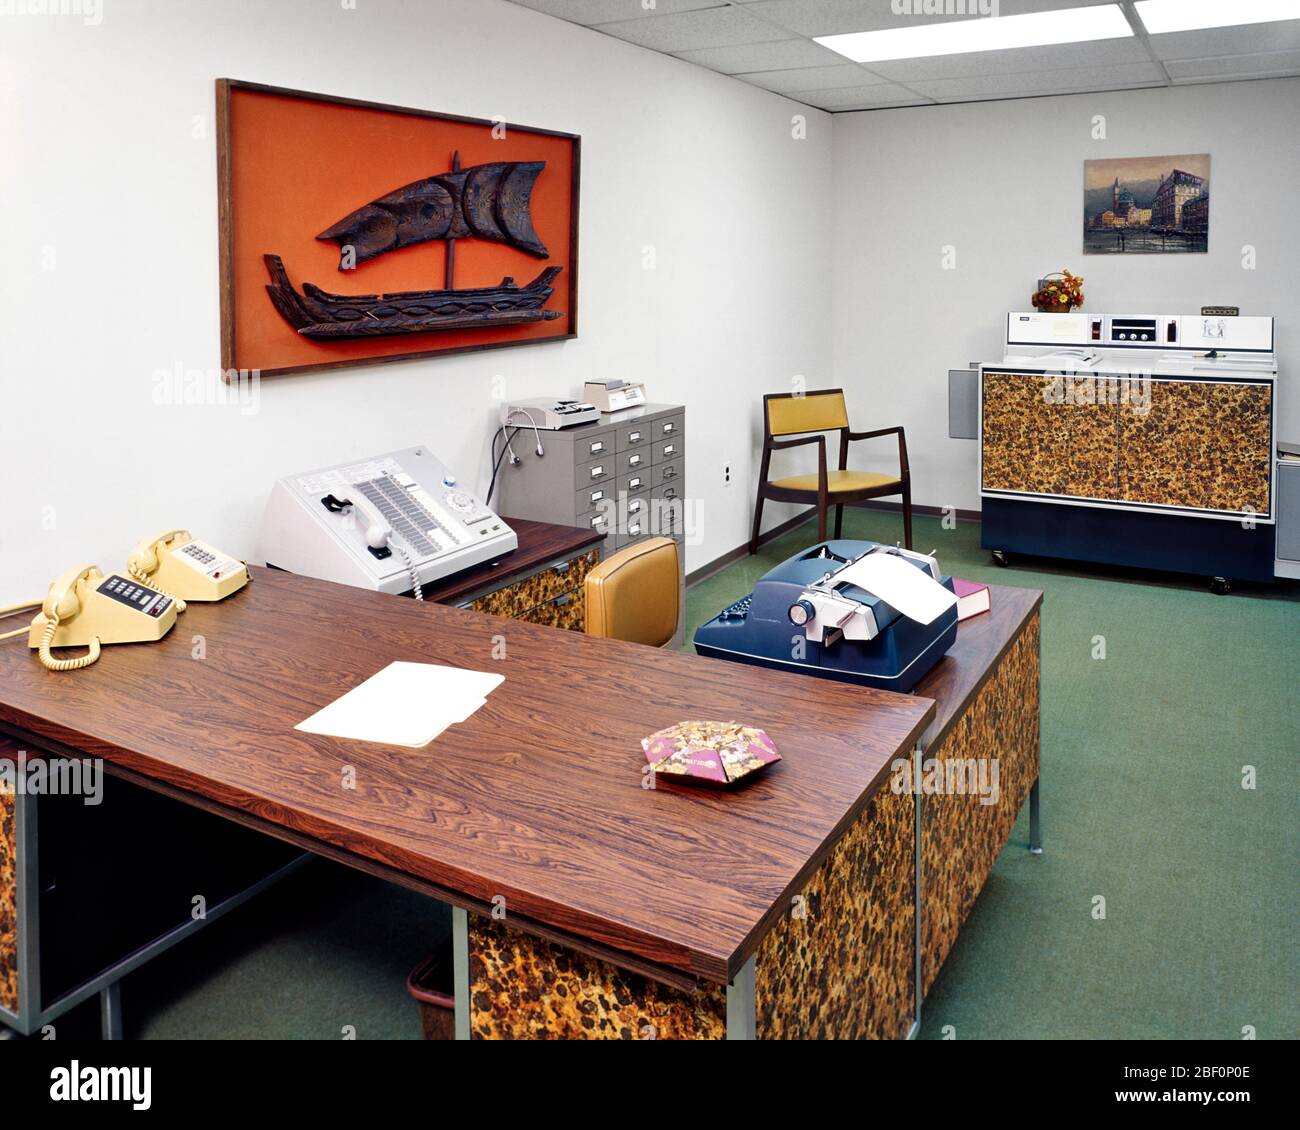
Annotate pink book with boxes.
[952,578,991,622]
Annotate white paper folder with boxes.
[295,661,504,748]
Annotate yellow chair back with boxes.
[584,537,680,648]
[766,391,848,436]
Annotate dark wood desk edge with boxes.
[0,717,704,995]
[417,517,604,606]
[916,588,1044,753]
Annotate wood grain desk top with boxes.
[0,567,934,985]
[913,584,1044,751]
[416,516,603,605]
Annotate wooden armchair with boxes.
[750,389,911,553]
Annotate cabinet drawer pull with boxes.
[628,476,642,490]
[554,561,570,575]
[589,441,605,455]
[664,465,677,478]
[662,422,675,434]
[629,430,642,443]
[664,487,677,500]
[555,593,572,607]
[663,443,676,457]
[590,465,605,479]
[588,489,604,504]
[629,454,642,467]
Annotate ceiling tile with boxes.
[673,36,850,73]
[870,37,1150,81]
[593,6,788,51]
[908,61,1166,99]
[1164,49,1300,80]
[509,0,719,22]
[737,0,1115,38]
[790,82,928,109]
[735,63,880,92]
[1148,21,1300,61]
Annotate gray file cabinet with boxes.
[498,403,686,644]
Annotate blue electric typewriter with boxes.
[693,540,959,693]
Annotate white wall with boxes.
[829,78,1300,514]
[0,0,833,604]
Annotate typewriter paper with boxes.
[836,552,958,626]
[295,661,503,748]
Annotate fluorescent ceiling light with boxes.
[815,5,1134,63]
[1134,0,1300,35]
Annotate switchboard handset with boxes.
[332,483,425,601]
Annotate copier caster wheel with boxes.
[1210,576,1232,596]
[991,550,1011,568]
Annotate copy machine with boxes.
[693,540,959,693]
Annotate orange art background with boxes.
[226,86,577,374]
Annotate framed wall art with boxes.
[1083,153,1209,255]
[216,79,580,378]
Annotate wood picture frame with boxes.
[216,79,580,379]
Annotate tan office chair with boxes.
[751,389,911,553]
[584,537,680,648]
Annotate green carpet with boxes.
[49,510,1298,1040]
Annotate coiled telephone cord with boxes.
[390,540,424,601]
[38,616,101,671]
[127,562,187,612]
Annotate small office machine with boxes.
[258,447,516,595]
[694,540,959,693]
[980,311,1278,590]
[583,378,647,413]
[500,397,599,430]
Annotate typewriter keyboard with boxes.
[718,595,752,620]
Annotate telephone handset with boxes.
[127,529,250,610]
[325,490,425,601]
[27,565,178,671]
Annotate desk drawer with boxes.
[652,457,683,490]
[577,482,613,513]
[655,413,684,442]
[616,447,651,477]
[654,437,683,465]
[574,457,615,490]
[575,430,615,462]
[616,467,651,498]
[517,590,584,632]
[616,421,652,452]
[468,549,599,619]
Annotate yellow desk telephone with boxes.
[126,529,250,610]
[0,531,249,672]
[26,565,179,670]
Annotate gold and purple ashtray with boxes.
[641,720,781,787]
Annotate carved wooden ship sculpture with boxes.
[264,152,563,339]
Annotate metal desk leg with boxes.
[100,982,123,1040]
[452,906,470,1041]
[726,956,756,1040]
[1029,777,1043,855]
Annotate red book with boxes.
[952,578,991,622]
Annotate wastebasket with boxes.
[407,945,456,1040]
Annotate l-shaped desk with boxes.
[0,564,1041,1040]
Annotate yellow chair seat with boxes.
[770,470,902,494]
